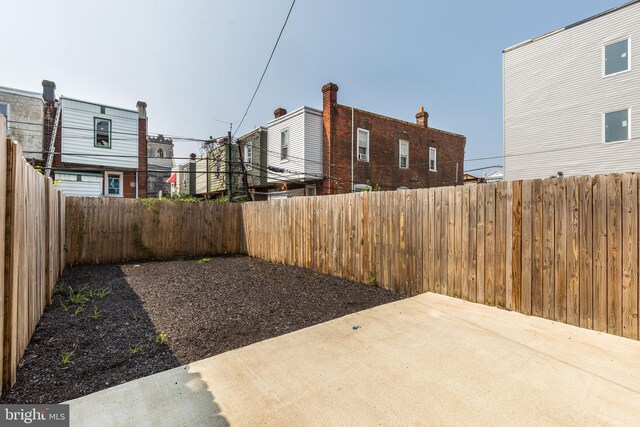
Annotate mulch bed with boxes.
[0,256,403,404]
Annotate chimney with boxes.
[322,82,339,107]
[274,107,287,119]
[137,101,147,119]
[190,153,197,161]
[416,106,429,128]
[42,80,56,102]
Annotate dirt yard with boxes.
[0,256,403,404]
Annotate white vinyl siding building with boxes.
[503,0,640,180]
[60,97,139,169]
[266,107,323,183]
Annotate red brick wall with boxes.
[320,84,466,195]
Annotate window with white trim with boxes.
[604,109,630,143]
[215,157,221,178]
[244,143,253,170]
[357,128,369,162]
[105,172,123,197]
[604,39,629,76]
[399,139,409,169]
[281,129,289,161]
[429,147,437,172]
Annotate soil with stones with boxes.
[1,256,403,404]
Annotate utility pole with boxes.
[227,125,233,200]
[237,139,252,201]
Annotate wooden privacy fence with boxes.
[1,118,66,393]
[242,176,640,341]
[65,173,640,342]
[65,198,243,265]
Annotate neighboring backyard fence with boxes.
[65,198,243,265]
[0,116,66,393]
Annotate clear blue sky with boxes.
[0,0,625,172]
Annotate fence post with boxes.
[0,118,6,392]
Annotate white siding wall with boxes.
[60,97,139,169]
[304,110,324,177]
[267,107,323,183]
[504,2,640,180]
[55,173,103,197]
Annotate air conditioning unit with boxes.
[358,153,368,161]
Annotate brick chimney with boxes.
[42,80,56,102]
[322,82,339,195]
[274,107,287,119]
[416,106,429,128]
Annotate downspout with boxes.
[136,170,139,198]
[351,105,354,192]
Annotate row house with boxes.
[503,0,640,180]
[265,82,466,199]
[1,80,151,198]
[147,134,175,197]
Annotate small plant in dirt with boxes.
[60,302,70,313]
[367,271,378,286]
[92,305,101,320]
[95,288,110,299]
[155,331,167,345]
[198,257,213,264]
[60,351,73,365]
[69,287,89,304]
[130,343,145,355]
[52,282,66,297]
[131,312,139,321]
[73,305,85,317]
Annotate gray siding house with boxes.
[0,85,44,160]
[503,0,640,180]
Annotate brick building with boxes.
[265,82,466,198]
[320,82,465,194]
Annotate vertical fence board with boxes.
[554,179,567,323]
[622,174,638,340]
[593,176,608,332]
[607,174,623,336]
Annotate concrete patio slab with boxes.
[66,293,640,426]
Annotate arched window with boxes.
[157,149,164,158]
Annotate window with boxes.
[604,39,629,76]
[215,157,221,178]
[604,109,630,143]
[157,149,164,158]
[357,128,369,162]
[94,118,112,148]
[281,129,289,161]
[105,172,123,196]
[0,103,9,130]
[399,139,409,169]
[429,147,437,171]
[244,143,253,170]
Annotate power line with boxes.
[233,0,296,138]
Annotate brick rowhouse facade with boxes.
[320,82,465,195]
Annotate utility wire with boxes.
[233,0,296,138]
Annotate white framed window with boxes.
[104,171,123,197]
[429,147,437,172]
[94,117,112,148]
[0,103,9,128]
[604,38,630,76]
[244,143,253,170]
[281,129,289,161]
[357,128,369,162]
[399,139,409,169]
[215,157,221,178]
[604,109,630,143]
